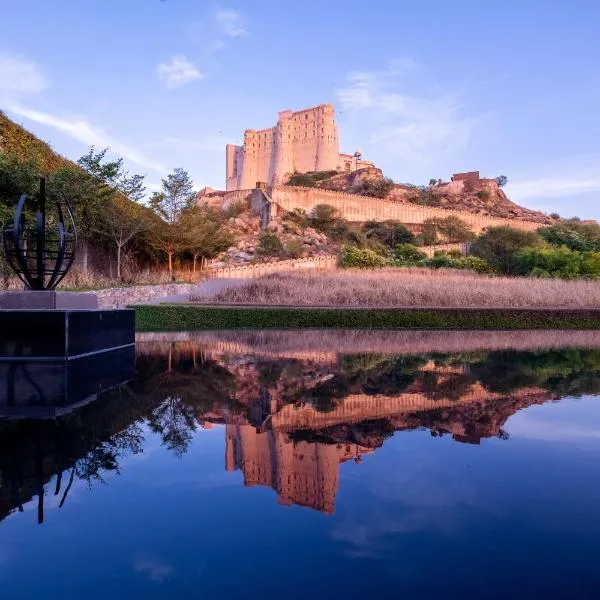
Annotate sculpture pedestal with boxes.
[0,290,98,310]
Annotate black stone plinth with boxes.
[0,346,135,419]
[0,291,98,309]
[0,309,135,360]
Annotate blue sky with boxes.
[1,0,599,218]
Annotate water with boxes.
[2,329,600,599]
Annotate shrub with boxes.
[225,200,247,218]
[476,190,491,201]
[287,171,338,187]
[284,208,310,229]
[517,246,600,279]
[351,177,395,198]
[338,246,392,268]
[310,204,340,232]
[256,232,284,258]
[284,238,305,259]
[495,175,508,187]
[539,221,600,252]
[363,220,415,248]
[421,216,474,245]
[471,226,544,274]
[395,244,427,263]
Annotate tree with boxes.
[495,175,508,187]
[150,168,195,224]
[93,199,154,280]
[471,226,543,274]
[539,220,600,252]
[150,168,197,279]
[363,220,415,248]
[180,206,233,273]
[309,204,340,232]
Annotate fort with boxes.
[226,104,375,191]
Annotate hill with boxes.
[289,167,554,225]
[0,111,77,173]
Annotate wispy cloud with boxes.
[133,556,174,582]
[0,52,48,96]
[507,175,600,200]
[336,60,485,173]
[8,103,167,173]
[157,55,203,89]
[215,9,247,38]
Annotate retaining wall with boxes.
[208,256,337,279]
[96,283,197,308]
[268,186,543,233]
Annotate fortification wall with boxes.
[207,255,337,279]
[268,186,542,233]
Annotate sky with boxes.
[0,0,599,219]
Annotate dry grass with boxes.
[137,329,600,356]
[192,268,600,308]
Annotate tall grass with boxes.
[192,268,600,308]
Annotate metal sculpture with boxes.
[2,177,76,290]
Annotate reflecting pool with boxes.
[1,329,600,599]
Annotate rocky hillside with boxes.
[292,167,554,224]
[209,208,336,268]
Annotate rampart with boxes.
[267,186,543,233]
[207,255,337,279]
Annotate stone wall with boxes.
[96,283,197,308]
[209,255,337,279]
[268,186,542,233]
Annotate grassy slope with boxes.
[133,304,600,331]
[0,111,77,173]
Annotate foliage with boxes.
[134,305,600,332]
[338,246,392,268]
[256,232,285,258]
[149,168,195,224]
[363,220,415,248]
[351,177,395,198]
[286,170,338,187]
[180,205,234,271]
[284,238,305,259]
[494,175,508,187]
[421,216,475,245]
[517,246,600,279]
[427,253,493,274]
[395,243,427,262]
[407,186,442,206]
[470,226,544,274]
[476,190,491,201]
[539,220,600,252]
[309,203,341,232]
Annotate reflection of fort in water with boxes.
[2,331,600,521]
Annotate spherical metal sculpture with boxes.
[2,177,77,290]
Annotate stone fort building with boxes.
[226,103,374,191]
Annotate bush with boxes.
[351,177,395,198]
[363,220,415,248]
[225,200,247,218]
[395,244,427,263]
[310,204,340,232]
[421,216,475,245]
[517,246,600,279]
[287,171,338,187]
[495,175,508,187]
[338,246,392,268]
[284,208,310,229]
[471,226,544,274]
[476,190,491,201]
[284,238,305,259]
[256,233,284,258]
[539,221,600,252]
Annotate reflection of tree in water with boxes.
[471,349,600,396]
[148,396,197,458]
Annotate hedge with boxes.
[132,304,600,331]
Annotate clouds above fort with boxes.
[215,9,247,38]
[336,60,485,179]
[157,55,203,89]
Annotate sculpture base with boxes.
[0,346,135,419]
[0,309,135,360]
[0,291,98,310]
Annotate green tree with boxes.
[363,220,415,248]
[256,232,284,258]
[395,243,427,263]
[150,168,197,279]
[539,220,600,252]
[309,204,340,232]
[495,175,508,187]
[471,226,543,274]
[421,216,475,245]
[180,206,233,273]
